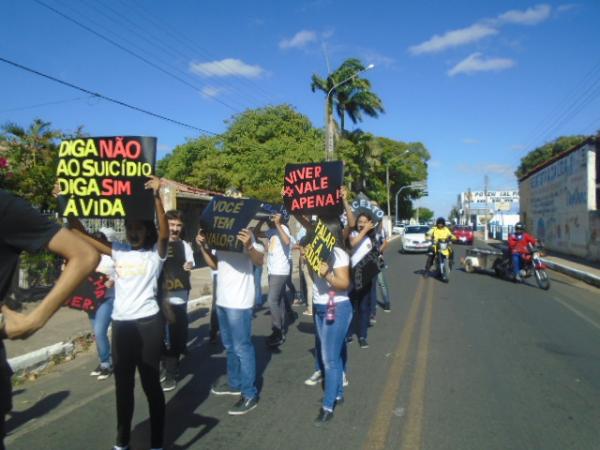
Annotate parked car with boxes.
[452,225,474,245]
[400,225,431,253]
[392,224,405,235]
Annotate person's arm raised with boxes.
[196,230,218,270]
[238,229,264,266]
[146,176,168,258]
[273,214,291,246]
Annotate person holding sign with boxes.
[0,190,99,450]
[196,227,264,416]
[66,176,169,450]
[307,218,352,426]
[348,213,378,349]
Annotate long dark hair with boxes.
[319,216,347,251]
[355,212,376,237]
[124,219,158,249]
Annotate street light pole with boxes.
[325,64,374,161]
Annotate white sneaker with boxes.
[304,370,323,386]
[343,372,349,387]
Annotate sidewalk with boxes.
[474,237,600,288]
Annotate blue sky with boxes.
[2,0,600,216]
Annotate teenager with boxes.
[0,189,99,450]
[370,220,391,319]
[68,176,169,450]
[348,213,377,349]
[196,227,264,415]
[161,210,194,392]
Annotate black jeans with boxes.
[112,314,165,448]
[349,282,373,339]
[163,303,188,377]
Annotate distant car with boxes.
[401,225,431,253]
[392,224,405,235]
[452,225,474,245]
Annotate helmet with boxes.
[515,222,525,232]
[436,217,446,226]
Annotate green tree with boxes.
[515,135,588,178]
[416,207,434,222]
[311,58,384,134]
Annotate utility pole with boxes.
[484,175,489,242]
[386,164,391,233]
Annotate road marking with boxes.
[552,296,600,332]
[364,277,425,450]
[401,280,434,450]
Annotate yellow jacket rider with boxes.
[424,217,456,276]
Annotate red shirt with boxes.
[508,232,537,254]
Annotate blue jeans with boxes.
[314,301,352,411]
[512,253,522,276]
[89,296,114,366]
[216,306,257,400]
[313,307,347,374]
[254,265,263,306]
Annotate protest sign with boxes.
[66,272,108,312]
[283,161,344,216]
[352,248,381,290]
[351,192,385,223]
[303,219,337,276]
[56,136,157,219]
[200,196,262,252]
[164,241,191,291]
[259,202,290,222]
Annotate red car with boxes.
[452,225,474,245]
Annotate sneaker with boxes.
[383,306,391,313]
[314,408,334,427]
[304,370,323,386]
[97,366,113,380]
[228,396,258,415]
[303,309,313,316]
[369,317,377,326]
[359,338,369,349]
[346,336,353,344]
[335,396,345,406]
[90,365,102,376]
[162,377,176,392]
[211,382,241,396]
[159,364,167,382]
[343,372,349,387]
[266,330,284,347]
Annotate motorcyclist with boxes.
[423,217,456,277]
[507,222,538,281]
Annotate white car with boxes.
[392,224,405,235]
[400,225,431,253]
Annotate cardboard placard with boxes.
[351,192,384,223]
[303,219,337,276]
[283,161,344,216]
[352,248,381,290]
[57,136,157,219]
[200,196,262,252]
[66,272,108,312]
[164,241,191,291]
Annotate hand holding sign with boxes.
[237,228,255,249]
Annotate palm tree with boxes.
[311,58,384,135]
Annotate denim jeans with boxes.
[512,253,522,276]
[314,300,352,411]
[217,306,257,400]
[89,296,114,367]
[349,282,372,339]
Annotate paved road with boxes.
[5,240,600,450]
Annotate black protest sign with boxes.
[352,247,381,290]
[200,196,262,252]
[57,136,157,220]
[283,161,344,216]
[164,241,191,291]
[259,202,290,223]
[303,219,337,276]
[66,272,108,312]
[351,192,384,223]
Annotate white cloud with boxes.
[189,58,264,78]
[409,24,498,55]
[462,138,480,145]
[201,86,226,98]
[279,30,318,50]
[557,4,579,14]
[448,52,515,76]
[497,4,552,25]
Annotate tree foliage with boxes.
[515,135,588,179]
[417,207,434,222]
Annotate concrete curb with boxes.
[8,294,214,374]
[542,259,600,288]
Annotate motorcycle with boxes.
[433,239,452,282]
[492,243,550,290]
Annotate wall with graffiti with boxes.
[520,142,598,261]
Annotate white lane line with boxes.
[552,296,600,332]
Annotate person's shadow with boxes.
[6,390,70,433]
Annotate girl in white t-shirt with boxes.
[69,176,169,450]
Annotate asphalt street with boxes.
[5,239,600,450]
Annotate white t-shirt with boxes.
[312,247,350,305]
[266,225,292,276]
[111,242,166,320]
[216,242,264,309]
[168,240,195,305]
[350,230,373,267]
[96,254,116,300]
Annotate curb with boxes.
[541,259,600,288]
[8,294,213,374]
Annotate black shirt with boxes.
[0,190,61,305]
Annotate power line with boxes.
[0,56,219,135]
[0,96,92,113]
[34,0,241,113]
